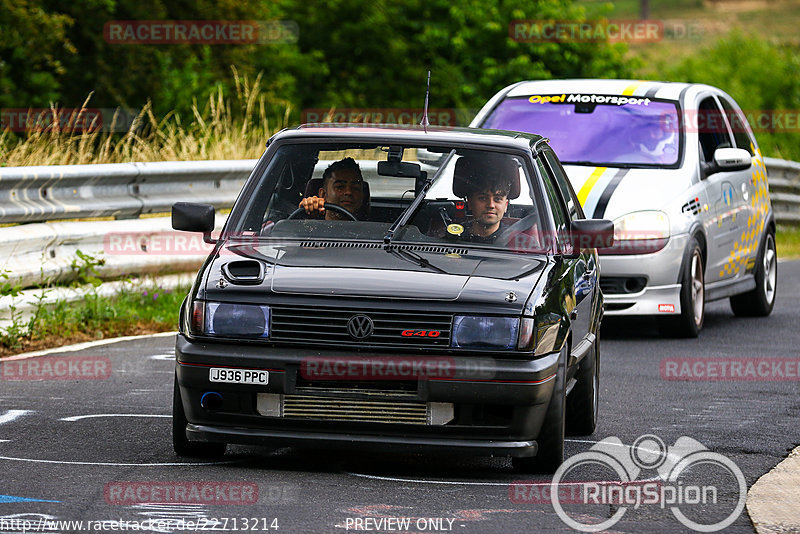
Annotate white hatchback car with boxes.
[473,79,776,336]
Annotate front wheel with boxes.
[513,346,566,474]
[566,335,599,436]
[173,376,226,458]
[730,229,777,316]
[660,237,704,338]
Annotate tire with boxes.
[513,346,566,474]
[660,236,704,338]
[730,229,777,317]
[173,376,226,458]
[566,335,598,436]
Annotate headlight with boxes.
[189,301,270,338]
[451,316,519,349]
[603,210,670,255]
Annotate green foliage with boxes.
[657,30,800,160]
[777,225,800,259]
[0,0,74,108]
[0,270,22,297]
[69,249,106,287]
[283,0,635,113]
[2,0,634,125]
[0,277,186,353]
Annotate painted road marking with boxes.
[59,414,170,422]
[0,455,239,467]
[0,410,33,425]
[0,495,60,503]
[344,438,667,486]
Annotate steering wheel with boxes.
[287,202,358,221]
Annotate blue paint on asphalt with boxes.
[0,494,60,503]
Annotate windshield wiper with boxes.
[383,149,456,248]
[385,245,447,274]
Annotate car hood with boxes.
[562,164,691,222]
[203,242,546,310]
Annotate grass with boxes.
[578,0,800,77]
[0,280,187,357]
[0,68,287,167]
[777,224,800,259]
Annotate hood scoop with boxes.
[221,259,265,285]
[299,241,468,255]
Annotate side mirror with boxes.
[703,147,752,177]
[172,202,216,244]
[569,219,614,252]
[714,147,752,171]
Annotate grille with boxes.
[270,305,452,347]
[282,394,428,424]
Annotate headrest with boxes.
[303,178,370,219]
[453,152,521,200]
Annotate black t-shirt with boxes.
[465,221,506,244]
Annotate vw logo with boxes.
[347,314,374,340]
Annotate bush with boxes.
[658,30,800,161]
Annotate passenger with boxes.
[454,153,519,244]
[299,157,366,220]
[464,180,512,243]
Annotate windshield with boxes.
[229,142,547,253]
[481,95,681,166]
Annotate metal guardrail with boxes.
[764,157,800,225]
[0,160,257,223]
[2,158,798,225]
[1,157,798,290]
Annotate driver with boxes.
[299,157,366,220]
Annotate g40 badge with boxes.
[401,330,441,338]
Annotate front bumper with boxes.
[175,334,560,457]
[600,233,687,316]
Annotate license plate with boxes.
[209,367,269,385]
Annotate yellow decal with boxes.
[447,224,464,236]
[622,81,646,96]
[577,167,607,206]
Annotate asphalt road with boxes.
[1,261,798,534]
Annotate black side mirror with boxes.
[172,202,216,244]
[569,219,614,251]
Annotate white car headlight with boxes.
[605,210,670,254]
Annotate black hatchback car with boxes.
[171,124,612,473]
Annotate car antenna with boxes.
[420,70,431,132]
